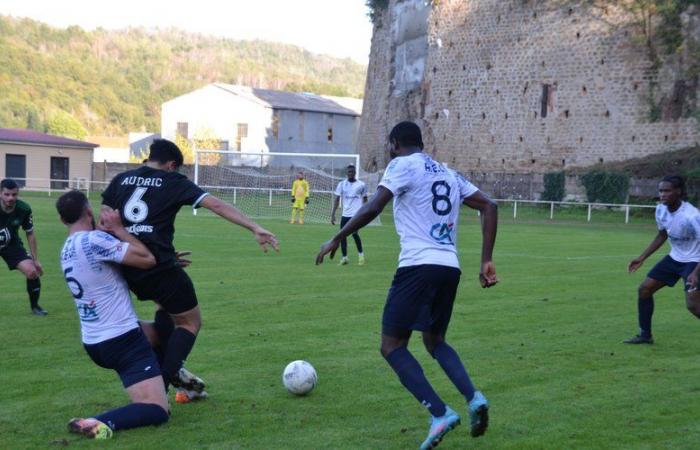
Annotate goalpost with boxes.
[193,150,380,224]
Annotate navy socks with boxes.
[161,328,197,388]
[385,347,447,417]
[638,296,654,338]
[432,342,476,402]
[27,278,40,308]
[96,403,168,431]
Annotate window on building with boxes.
[327,113,334,143]
[272,111,280,143]
[327,127,333,143]
[50,157,69,190]
[236,123,248,151]
[177,122,189,138]
[5,154,26,187]
[219,141,229,151]
[541,84,550,118]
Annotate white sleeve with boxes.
[334,182,343,197]
[693,214,700,239]
[655,205,665,231]
[451,170,479,199]
[89,231,130,264]
[379,158,413,196]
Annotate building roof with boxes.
[0,128,97,149]
[213,84,361,117]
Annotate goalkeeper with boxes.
[290,171,310,224]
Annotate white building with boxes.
[161,84,362,162]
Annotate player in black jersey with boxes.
[101,139,278,393]
[0,179,47,315]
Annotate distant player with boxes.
[316,122,498,449]
[331,165,368,266]
[0,178,46,315]
[290,171,310,224]
[57,190,168,439]
[625,176,700,344]
[101,139,278,394]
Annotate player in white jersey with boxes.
[56,190,169,439]
[331,165,368,265]
[625,176,700,344]
[316,122,498,449]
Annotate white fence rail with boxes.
[493,198,656,224]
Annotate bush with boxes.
[580,170,629,204]
[541,171,565,201]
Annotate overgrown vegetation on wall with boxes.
[541,172,566,201]
[580,170,630,204]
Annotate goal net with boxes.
[194,150,381,224]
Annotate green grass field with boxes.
[1,193,699,449]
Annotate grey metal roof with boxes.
[214,84,360,117]
[0,128,97,148]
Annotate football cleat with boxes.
[358,255,366,266]
[420,406,460,450]
[175,388,208,404]
[338,257,349,266]
[68,418,113,439]
[623,334,654,344]
[171,367,206,393]
[31,306,48,316]
[468,391,489,437]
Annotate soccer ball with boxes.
[282,360,317,395]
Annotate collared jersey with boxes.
[0,199,33,251]
[334,179,367,217]
[656,201,700,263]
[102,166,208,281]
[60,230,135,344]
[379,152,479,269]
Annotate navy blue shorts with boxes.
[648,255,698,292]
[382,264,461,338]
[84,327,162,388]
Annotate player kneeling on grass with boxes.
[625,176,700,344]
[57,190,169,439]
[317,121,498,450]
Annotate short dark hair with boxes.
[661,175,687,199]
[149,139,184,168]
[347,164,356,170]
[389,121,424,149]
[56,190,89,224]
[1,179,19,190]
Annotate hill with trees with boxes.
[0,15,367,137]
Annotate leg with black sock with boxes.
[431,341,476,402]
[27,277,41,309]
[153,309,175,366]
[161,327,197,388]
[638,296,654,338]
[95,403,169,431]
[352,232,363,254]
[384,346,447,417]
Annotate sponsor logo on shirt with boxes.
[0,227,9,249]
[430,222,455,245]
[126,224,154,235]
[78,301,99,322]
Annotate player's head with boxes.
[347,164,356,181]
[658,175,686,205]
[387,121,423,159]
[297,171,304,180]
[0,179,19,209]
[56,190,94,228]
[148,139,184,171]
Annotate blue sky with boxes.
[0,0,373,64]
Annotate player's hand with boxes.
[33,260,44,276]
[331,216,336,225]
[479,261,498,288]
[315,238,340,265]
[628,257,644,273]
[291,197,295,204]
[253,226,279,253]
[99,207,125,234]
[687,271,699,292]
[305,198,309,205]
[176,251,192,268]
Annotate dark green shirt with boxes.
[0,199,33,250]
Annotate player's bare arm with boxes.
[25,230,43,276]
[316,186,393,265]
[331,196,340,225]
[463,191,498,288]
[98,207,156,269]
[628,230,668,273]
[689,263,700,291]
[199,195,279,252]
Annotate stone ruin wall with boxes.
[357,0,700,186]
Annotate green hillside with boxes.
[0,15,367,137]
